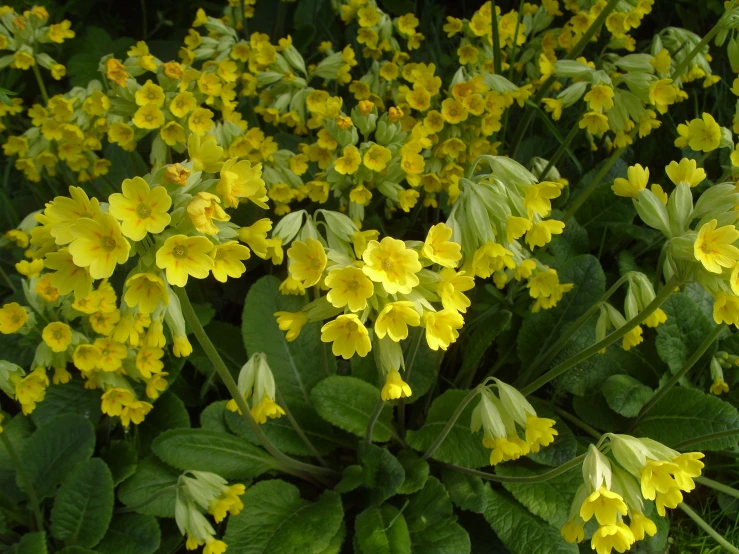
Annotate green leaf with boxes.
[118,456,178,518]
[517,255,606,374]
[441,469,488,514]
[242,276,332,404]
[483,487,577,554]
[101,441,138,486]
[310,376,394,442]
[358,442,405,503]
[225,400,345,456]
[602,374,653,418]
[396,451,429,495]
[152,429,278,479]
[405,477,471,554]
[318,522,346,554]
[57,547,99,554]
[95,514,161,554]
[30,380,101,426]
[138,392,191,452]
[7,531,47,554]
[0,414,34,503]
[496,464,581,528]
[21,414,95,499]
[51,458,114,548]
[355,505,411,554]
[458,311,512,384]
[335,465,364,494]
[573,392,629,432]
[406,390,489,468]
[634,387,739,450]
[527,403,577,468]
[67,27,134,87]
[656,294,717,374]
[224,479,344,554]
[200,400,231,434]
[403,328,442,402]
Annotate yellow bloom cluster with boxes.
[562,437,704,554]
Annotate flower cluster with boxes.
[562,436,704,554]
[470,378,558,466]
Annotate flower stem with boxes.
[1,433,44,532]
[366,399,386,445]
[116,485,178,514]
[439,453,586,484]
[0,265,16,293]
[174,287,337,481]
[564,144,627,221]
[31,64,49,104]
[670,25,721,82]
[540,120,580,181]
[422,387,479,460]
[521,275,680,396]
[275,386,329,467]
[399,328,424,436]
[632,323,725,428]
[507,0,620,158]
[679,502,739,554]
[696,477,739,500]
[491,1,502,75]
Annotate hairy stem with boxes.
[679,503,739,554]
[632,324,724,427]
[440,453,586,484]
[174,287,337,481]
[31,64,49,104]
[422,387,479,460]
[1,433,44,531]
[521,275,680,396]
[673,428,739,451]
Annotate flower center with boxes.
[346,278,359,291]
[173,245,188,260]
[381,258,394,271]
[345,321,358,332]
[101,236,118,252]
[53,330,63,340]
[136,202,152,219]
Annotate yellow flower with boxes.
[45,186,101,245]
[421,223,461,268]
[488,436,530,465]
[90,310,120,336]
[398,189,419,212]
[275,311,308,342]
[524,182,561,218]
[95,338,128,372]
[622,325,643,350]
[590,523,635,554]
[472,242,515,278]
[0,303,28,334]
[694,219,739,274]
[525,415,558,452]
[441,98,468,124]
[216,158,267,209]
[12,51,35,70]
[73,344,100,372]
[15,259,44,278]
[375,301,421,341]
[210,241,251,282]
[132,104,165,130]
[686,112,721,152]
[156,235,214,287]
[579,111,609,134]
[121,400,153,426]
[145,372,168,399]
[437,268,474,313]
[69,213,131,279]
[238,219,272,259]
[525,220,565,249]
[160,122,186,146]
[321,314,371,359]
[580,486,628,525]
[188,134,224,173]
[335,145,362,175]
[15,369,48,414]
[42,321,73,352]
[251,397,286,424]
[287,238,327,288]
[665,158,706,187]
[381,369,412,400]
[612,163,649,198]
[325,266,374,312]
[135,80,165,107]
[45,249,93,299]
[187,192,230,235]
[648,79,678,114]
[363,144,392,172]
[560,519,584,543]
[124,273,169,314]
[424,309,464,351]
[629,512,658,541]
[189,107,214,135]
[362,237,421,294]
[136,346,164,378]
[109,177,172,241]
[710,377,730,395]
[644,307,667,328]
[48,20,75,43]
[650,49,671,74]
[350,185,372,206]
[584,85,614,111]
[542,98,563,121]
[170,91,197,118]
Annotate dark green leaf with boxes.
[442,469,488,514]
[405,477,470,554]
[656,294,716,374]
[95,514,161,554]
[335,465,364,494]
[101,441,138,486]
[30,379,101,426]
[359,442,405,503]
[7,531,47,554]
[355,504,411,554]
[602,375,653,418]
[138,392,190,452]
[118,456,178,518]
[396,451,429,495]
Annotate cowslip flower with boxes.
[287,238,327,288]
[424,309,464,351]
[694,219,739,274]
[324,266,374,312]
[42,322,73,352]
[108,177,172,241]
[381,369,412,401]
[421,223,461,268]
[375,301,421,341]
[156,235,214,287]
[210,241,251,282]
[69,213,131,279]
[320,314,371,359]
[124,273,170,314]
[274,311,308,342]
[612,164,649,198]
[362,237,421,294]
[0,303,28,334]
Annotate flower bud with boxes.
[634,189,671,237]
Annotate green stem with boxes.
[366,399,385,445]
[632,323,725,427]
[673,428,739,451]
[31,64,49,104]
[679,503,739,554]
[524,273,632,382]
[506,0,525,82]
[564,144,626,221]
[439,453,586,484]
[399,328,424,435]
[1,433,44,532]
[117,485,177,514]
[275,386,329,467]
[0,265,16,293]
[696,477,739,500]
[540,121,580,181]
[508,0,620,158]
[491,1,502,75]
[521,275,680,396]
[422,387,479,460]
[546,402,601,439]
[670,25,721,82]
[174,287,337,481]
